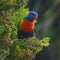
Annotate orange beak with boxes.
[34,16,38,20]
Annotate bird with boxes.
[17,11,38,39]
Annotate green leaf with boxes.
[0,25,5,34]
[41,37,50,47]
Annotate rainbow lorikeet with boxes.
[18,11,38,39]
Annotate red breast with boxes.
[19,20,35,32]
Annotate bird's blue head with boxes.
[26,11,38,22]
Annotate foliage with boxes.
[0,0,50,60]
[0,0,28,11]
[0,0,29,39]
[0,37,50,60]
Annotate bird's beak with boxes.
[34,16,38,20]
[34,16,38,23]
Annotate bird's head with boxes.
[26,11,38,22]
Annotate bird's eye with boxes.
[34,16,38,20]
